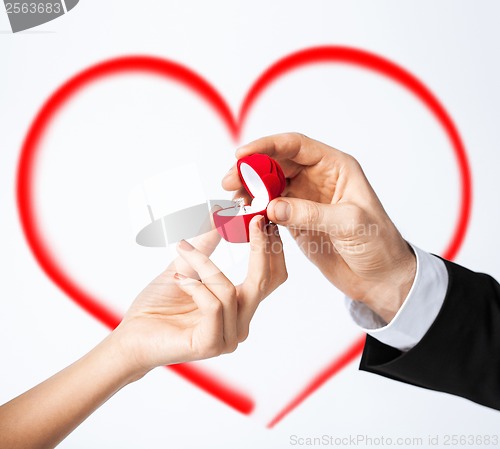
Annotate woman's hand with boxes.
[114,215,287,377]
[0,215,286,449]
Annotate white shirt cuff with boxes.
[345,244,448,352]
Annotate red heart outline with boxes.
[16,46,472,427]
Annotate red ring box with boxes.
[213,154,286,243]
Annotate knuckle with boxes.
[279,132,308,150]
[278,269,289,284]
[225,340,239,354]
[304,202,322,225]
[204,339,223,358]
[344,153,361,170]
[237,327,250,343]
[207,300,223,315]
[221,284,237,300]
[291,132,308,143]
[257,277,270,293]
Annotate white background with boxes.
[1,1,500,447]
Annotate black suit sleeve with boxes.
[360,258,500,410]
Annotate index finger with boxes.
[171,227,221,279]
[222,133,341,191]
[237,133,337,165]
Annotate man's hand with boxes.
[223,133,415,323]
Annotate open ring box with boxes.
[213,154,286,243]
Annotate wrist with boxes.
[363,243,417,323]
[99,327,151,385]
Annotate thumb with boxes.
[267,198,335,232]
[268,198,356,235]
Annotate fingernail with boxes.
[178,239,194,251]
[174,272,187,280]
[257,215,265,231]
[273,200,290,222]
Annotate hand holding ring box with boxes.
[213,154,286,243]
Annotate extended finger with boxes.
[172,216,222,278]
[245,215,270,292]
[177,240,238,351]
[266,223,288,293]
[236,133,333,167]
[174,274,224,357]
[237,216,271,337]
[223,133,328,191]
